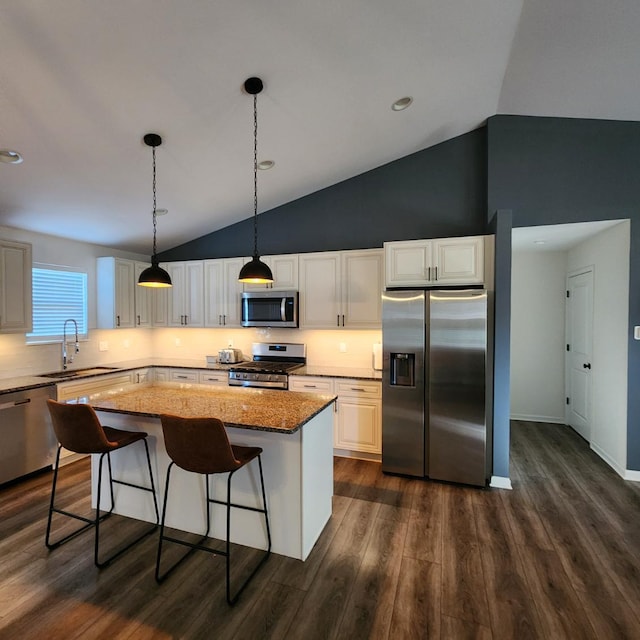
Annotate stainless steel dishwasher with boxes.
[0,385,56,485]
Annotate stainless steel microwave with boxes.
[241,291,299,328]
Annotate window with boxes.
[27,266,88,342]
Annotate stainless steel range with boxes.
[228,342,306,390]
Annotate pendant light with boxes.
[238,77,274,284]
[138,133,172,288]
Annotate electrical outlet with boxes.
[99,341,109,352]
[339,342,347,353]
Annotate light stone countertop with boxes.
[90,383,336,434]
[292,365,382,381]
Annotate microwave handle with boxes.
[281,297,286,322]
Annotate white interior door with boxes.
[566,268,594,441]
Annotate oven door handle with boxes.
[280,297,286,322]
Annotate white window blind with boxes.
[27,267,88,341]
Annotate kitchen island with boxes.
[88,383,336,560]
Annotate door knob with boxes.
[583,363,591,369]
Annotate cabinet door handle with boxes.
[185,315,188,326]
[137,315,140,325]
[223,315,226,325]
[337,315,340,327]
[427,266,431,281]
[434,266,438,281]
[116,315,120,327]
[342,314,345,326]
[219,315,222,325]
[351,387,366,392]
[304,384,317,389]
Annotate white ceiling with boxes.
[511,220,625,252]
[1,0,638,255]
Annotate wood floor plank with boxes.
[403,478,443,563]
[282,497,380,639]
[441,615,493,640]
[517,540,597,638]
[389,558,441,640]
[335,516,407,639]
[271,493,350,591]
[440,485,491,628]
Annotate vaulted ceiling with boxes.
[1,0,638,254]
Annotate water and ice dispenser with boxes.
[390,352,415,387]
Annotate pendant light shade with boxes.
[138,133,172,288]
[238,77,273,284]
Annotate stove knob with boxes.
[242,373,248,379]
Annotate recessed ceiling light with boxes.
[155,208,168,216]
[258,160,275,170]
[0,149,24,164]
[392,96,413,111]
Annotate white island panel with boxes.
[93,404,333,560]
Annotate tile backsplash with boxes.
[0,327,382,379]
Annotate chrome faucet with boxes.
[62,319,79,370]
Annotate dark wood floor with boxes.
[2,421,640,639]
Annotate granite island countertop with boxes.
[89,383,336,434]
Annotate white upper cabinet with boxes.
[167,261,204,327]
[204,257,246,327]
[384,235,485,287]
[299,252,342,328]
[341,249,383,328]
[133,261,153,327]
[97,257,136,329]
[0,239,32,333]
[299,249,383,329]
[243,254,299,291]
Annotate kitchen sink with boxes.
[39,366,119,379]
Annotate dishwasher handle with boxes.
[0,398,32,410]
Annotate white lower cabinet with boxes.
[169,369,199,383]
[198,370,228,386]
[289,376,381,455]
[155,368,228,386]
[153,367,170,382]
[335,380,381,454]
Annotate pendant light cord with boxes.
[152,145,158,261]
[253,92,259,257]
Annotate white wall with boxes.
[0,225,153,378]
[567,220,629,474]
[510,250,567,422]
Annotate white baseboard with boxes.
[510,413,566,424]
[590,442,627,478]
[490,475,512,490]
[624,469,640,482]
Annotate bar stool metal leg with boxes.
[155,454,271,606]
[46,438,159,568]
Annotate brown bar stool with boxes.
[155,414,271,605]
[45,399,159,568]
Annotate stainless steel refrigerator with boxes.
[382,289,489,486]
